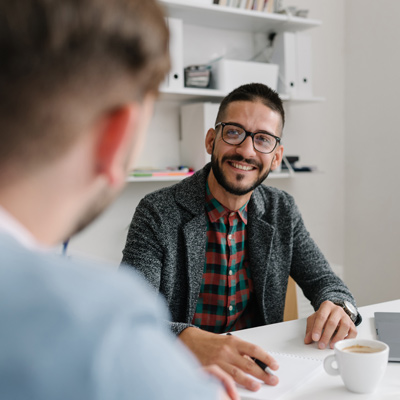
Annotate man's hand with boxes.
[179,327,279,391]
[304,300,358,349]
[202,365,239,400]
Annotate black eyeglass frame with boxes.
[214,122,281,154]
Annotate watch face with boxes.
[344,300,357,315]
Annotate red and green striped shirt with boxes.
[192,183,255,333]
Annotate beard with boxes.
[211,151,271,196]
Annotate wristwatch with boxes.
[334,300,362,326]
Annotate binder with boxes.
[161,17,184,90]
[270,31,297,96]
[180,102,219,170]
[296,32,313,97]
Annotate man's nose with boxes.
[236,135,257,158]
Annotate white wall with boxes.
[344,1,400,305]
[274,0,347,267]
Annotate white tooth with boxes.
[233,163,252,171]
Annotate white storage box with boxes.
[180,102,219,171]
[212,59,279,92]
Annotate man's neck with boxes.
[0,203,44,250]
[0,169,83,247]
[207,170,253,211]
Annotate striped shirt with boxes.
[192,183,255,333]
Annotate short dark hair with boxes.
[216,83,285,132]
[0,0,169,173]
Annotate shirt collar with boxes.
[205,182,248,224]
[0,205,46,251]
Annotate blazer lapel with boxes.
[248,193,275,323]
[176,164,210,323]
[183,215,208,323]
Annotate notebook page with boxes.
[237,351,323,400]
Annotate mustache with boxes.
[221,154,262,169]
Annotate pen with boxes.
[226,332,276,376]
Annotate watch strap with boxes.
[334,300,362,326]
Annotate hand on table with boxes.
[304,300,357,349]
[202,365,239,400]
[179,327,279,392]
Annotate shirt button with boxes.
[229,270,233,276]
[228,234,232,240]
[229,305,233,311]
[230,212,235,217]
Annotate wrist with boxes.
[333,300,362,326]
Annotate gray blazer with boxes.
[122,163,357,335]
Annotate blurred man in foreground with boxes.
[0,0,237,399]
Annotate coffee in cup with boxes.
[324,339,389,394]
[342,344,382,354]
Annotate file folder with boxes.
[271,31,297,96]
[161,17,184,90]
[296,32,313,97]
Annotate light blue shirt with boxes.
[0,233,220,399]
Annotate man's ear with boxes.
[271,145,284,171]
[205,128,216,155]
[95,104,138,187]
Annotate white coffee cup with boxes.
[324,338,389,394]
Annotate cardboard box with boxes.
[212,59,279,92]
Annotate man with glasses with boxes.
[121,83,362,391]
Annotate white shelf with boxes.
[280,94,325,102]
[159,87,325,103]
[159,87,226,101]
[126,171,295,183]
[268,171,293,179]
[127,175,191,183]
[159,0,321,33]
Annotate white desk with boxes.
[233,299,400,399]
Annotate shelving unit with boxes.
[159,86,324,103]
[158,0,323,104]
[126,175,192,183]
[126,170,293,183]
[159,0,321,33]
[131,1,324,182]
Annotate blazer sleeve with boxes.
[287,195,357,311]
[120,197,197,336]
[121,197,164,291]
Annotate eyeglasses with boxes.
[215,122,281,154]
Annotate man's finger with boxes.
[237,355,279,386]
[219,361,262,392]
[304,314,316,344]
[234,341,279,381]
[330,319,357,348]
[310,302,333,344]
[318,309,342,349]
[221,346,278,387]
[203,365,240,400]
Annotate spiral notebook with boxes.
[237,351,323,400]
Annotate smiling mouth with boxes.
[230,161,256,171]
